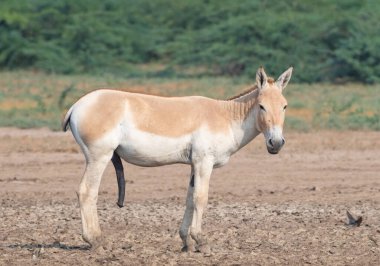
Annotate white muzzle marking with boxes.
[264,126,285,154]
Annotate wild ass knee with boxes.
[193,190,208,207]
[77,182,99,204]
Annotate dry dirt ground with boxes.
[0,128,380,265]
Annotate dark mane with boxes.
[227,77,275,100]
[227,84,257,100]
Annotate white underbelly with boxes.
[116,130,192,167]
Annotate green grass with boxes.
[0,71,379,131]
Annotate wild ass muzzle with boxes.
[62,66,293,253]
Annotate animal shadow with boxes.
[5,241,89,251]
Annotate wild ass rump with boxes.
[62,66,293,253]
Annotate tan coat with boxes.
[62,67,293,253]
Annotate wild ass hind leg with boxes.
[189,159,213,254]
[179,168,195,252]
[78,151,113,250]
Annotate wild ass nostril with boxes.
[268,139,274,148]
[282,138,286,146]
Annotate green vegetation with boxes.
[0,71,379,131]
[1,0,380,82]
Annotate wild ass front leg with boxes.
[179,169,195,252]
[189,160,213,254]
[78,154,111,249]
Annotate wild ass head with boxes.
[254,67,293,154]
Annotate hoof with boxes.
[181,245,190,252]
[195,243,211,256]
[181,244,195,252]
[90,240,104,251]
[83,235,104,251]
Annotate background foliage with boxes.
[1,0,380,83]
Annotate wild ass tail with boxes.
[62,105,74,132]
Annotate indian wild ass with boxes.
[62,67,293,253]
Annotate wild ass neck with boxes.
[221,89,260,151]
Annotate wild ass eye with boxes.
[259,104,266,112]
[283,105,287,110]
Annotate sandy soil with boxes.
[0,128,380,265]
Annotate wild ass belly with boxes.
[116,129,192,167]
[115,125,236,168]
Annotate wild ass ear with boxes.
[276,67,293,91]
[256,66,268,90]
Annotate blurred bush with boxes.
[0,0,379,83]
